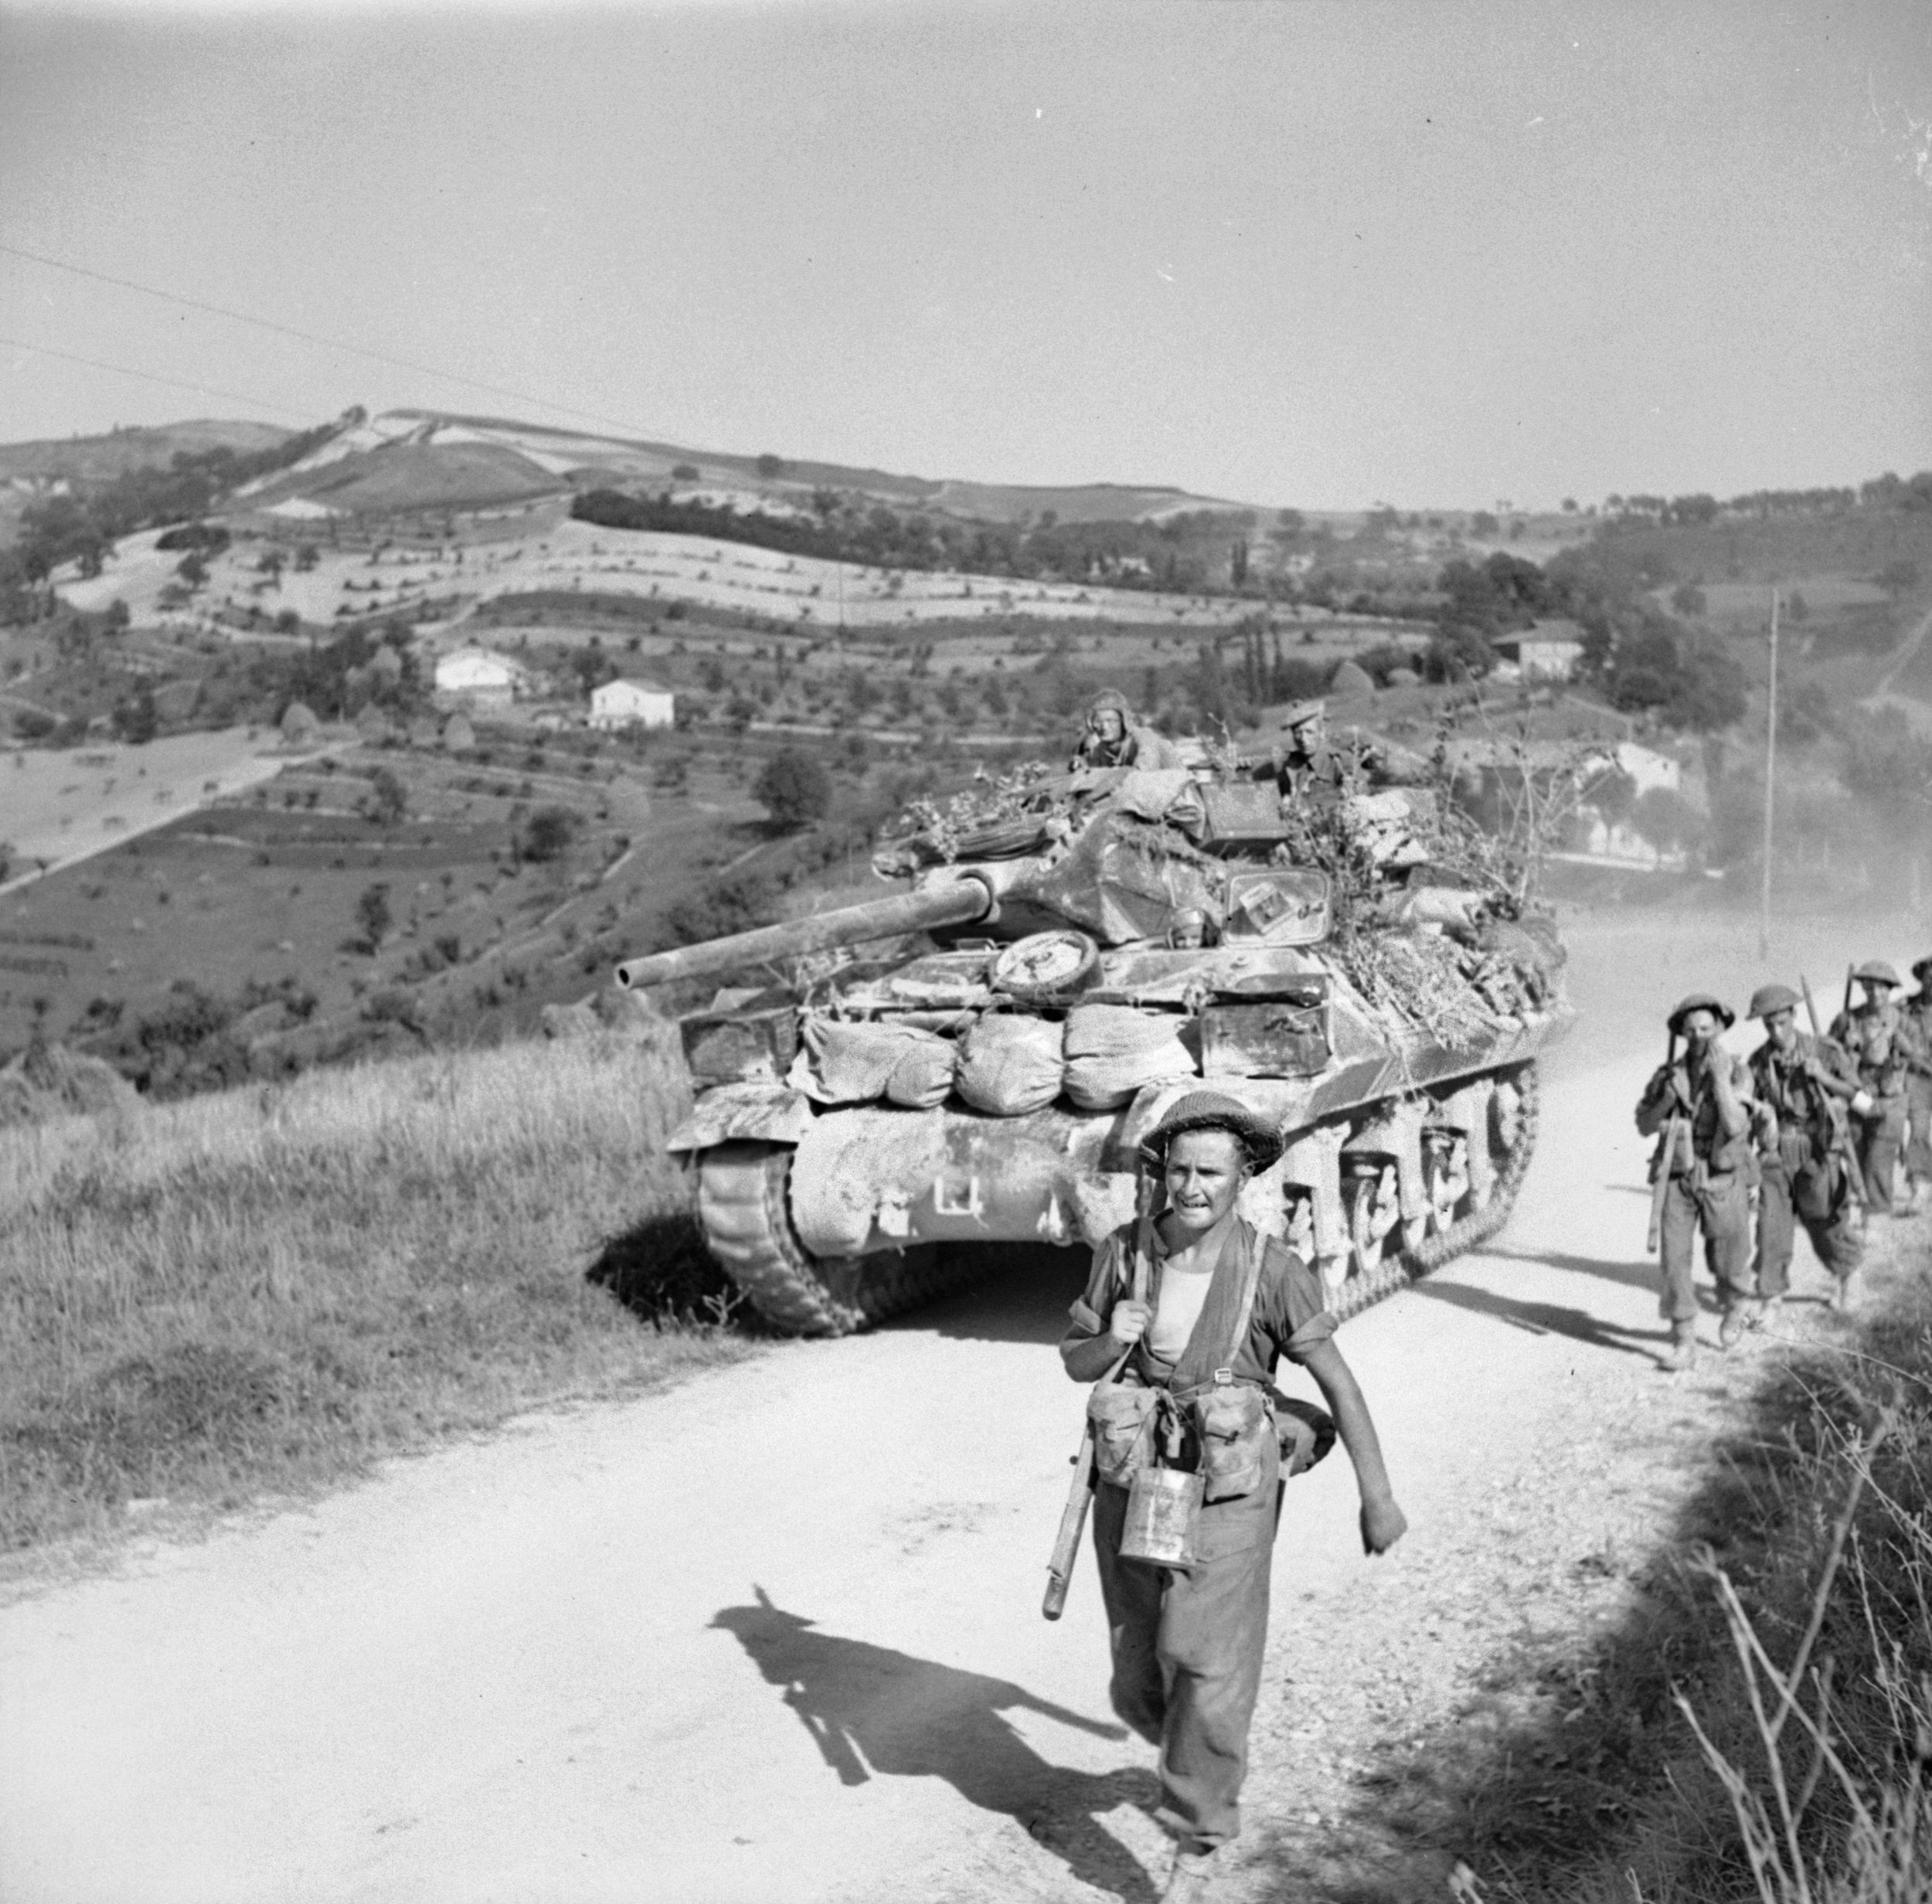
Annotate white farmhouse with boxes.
[590,678,676,730]
[434,648,519,708]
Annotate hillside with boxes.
[0,420,293,487]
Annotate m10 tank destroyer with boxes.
[617,759,1573,1335]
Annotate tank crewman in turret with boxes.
[1635,994,1758,1368]
[1061,1092,1405,1901]
[1073,688,1187,773]
[1898,956,1932,1213]
[1744,984,1864,1318]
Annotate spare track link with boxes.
[1328,1060,1543,1324]
[696,1141,981,1338]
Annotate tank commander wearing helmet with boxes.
[1060,1091,1406,1900]
[1634,994,1758,1369]
[1744,984,1864,1318]
[1072,688,1186,772]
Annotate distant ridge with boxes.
[1,408,1274,529]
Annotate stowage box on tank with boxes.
[615,760,1573,1336]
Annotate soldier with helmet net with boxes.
[1059,1091,1406,1900]
[1902,955,1932,1213]
[1634,994,1758,1368]
[1743,983,1865,1316]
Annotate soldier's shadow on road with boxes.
[1412,1279,1664,1360]
[710,1588,1162,1902]
[1484,1245,1659,1294]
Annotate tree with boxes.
[756,454,787,480]
[113,685,158,745]
[1631,787,1699,855]
[104,598,131,633]
[175,551,208,588]
[754,748,832,831]
[364,767,407,827]
[1669,582,1707,618]
[671,463,699,481]
[522,805,577,862]
[355,882,392,952]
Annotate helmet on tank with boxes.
[1853,960,1900,988]
[1667,992,1735,1034]
[1747,983,1801,1021]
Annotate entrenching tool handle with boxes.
[1043,1429,1097,1621]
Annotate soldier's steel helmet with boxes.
[1087,688,1132,719]
[1282,699,1327,730]
[1668,992,1735,1033]
[1748,983,1801,1021]
[1139,1090,1284,1174]
[1853,960,1900,988]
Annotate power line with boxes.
[1,241,658,441]
[0,334,319,423]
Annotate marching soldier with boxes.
[1849,1012,1912,1215]
[1829,960,1905,1055]
[1900,956,1932,1212]
[1634,994,1758,1368]
[1744,984,1864,1315]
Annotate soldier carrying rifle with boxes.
[1745,983,1865,1317]
[1634,994,1758,1370]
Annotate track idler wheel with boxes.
[695,1141,981,1338]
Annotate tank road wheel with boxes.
[695,1142,980,1338]
[1328,1062,1542,1322]
[1345,1165,1400,1280]
[1421,1133,1471,1235]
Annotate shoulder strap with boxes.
[1211,1227,1267,1386]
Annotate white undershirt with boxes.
[1148,1265,1215,1361]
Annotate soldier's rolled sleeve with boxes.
[1066,1233,1124,1343]
[1258,1252,1336,1366]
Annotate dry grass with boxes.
[0,1028,759,1560]
[1416,1226,1932,1904]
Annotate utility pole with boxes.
[1759,586,1780,960]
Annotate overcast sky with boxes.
[2,0,1927,510]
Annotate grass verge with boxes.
[1347,1217,1932,1902]
[0,1025,761,1564]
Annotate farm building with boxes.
[433,648,520,707]
[1490,619,1587,682]
[590,678,675,729]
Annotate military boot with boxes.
[1163,1841,1220,1902]
[1719,1300,1757,1350]
[1665,1321,1699,1372]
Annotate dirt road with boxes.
[1,906,1921,1904]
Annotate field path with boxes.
[0,909,1920,1903]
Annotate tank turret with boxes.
[619,758,1573,1336]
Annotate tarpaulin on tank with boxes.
[1010,811,1222,947]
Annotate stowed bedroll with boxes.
[614,755,1573,1335]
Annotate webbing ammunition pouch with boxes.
[1087,1382,1159,1488]
[1192,1382,1271,1504]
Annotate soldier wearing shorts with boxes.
[1634,994,1757,1368]
[1745,984,1864,1315]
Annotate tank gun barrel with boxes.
[614,876,995,991]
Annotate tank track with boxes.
[696,1141,983,1338]
[699,1060,1540,1337]
[1328,1059,1543,1323]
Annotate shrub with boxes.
[754,749,832,831]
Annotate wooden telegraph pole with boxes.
[1759,586,1780,959]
